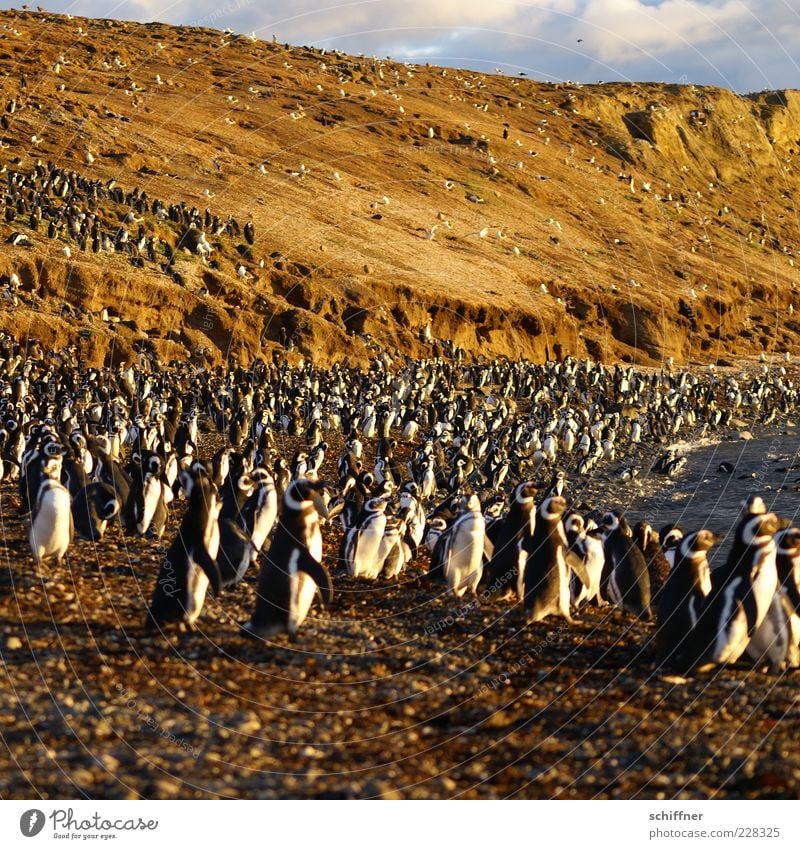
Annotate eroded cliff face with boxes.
[0,9,798,367]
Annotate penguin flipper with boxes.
[298,551,334,606]
[567,547,592,590]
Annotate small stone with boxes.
[5,636,22,650]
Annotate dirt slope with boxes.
[1,9,800,367]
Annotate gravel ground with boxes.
[1,427,799,800]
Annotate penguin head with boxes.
[740,511,782,547]
[514,480,537,504]
[741,494,767,515]
[284,478,330,519]
[776,526,800,556]
[601,509,630,536]
[679,529,719,559]
[563,511,585,536]
[539,494,567,522]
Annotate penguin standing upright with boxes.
[29,477,73,569]
[341,495,390,579]
[242,479,333,639]
[146,469,222,631]
[485,480,537,600]
[522,495,572,623]
[600,509,652,619]
[688,510,781,672]
[429,493,485,598]
[744,526,800,671]
[239,467,278,551]
[654,529,718,669]
[71,481,120,542]
[563,511,604,607]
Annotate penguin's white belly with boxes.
[713,580,750,663]
[137,476,161,535]
[746,591,792,670]
[290,572,318,634]
[185,562,209,624]
[30,489,71,562]
[251,503,277,551]
[446,522,484,597]
[751,556,778,629]
[352,523,384,578]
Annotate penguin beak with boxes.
[311,489,329,520]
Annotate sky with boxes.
[32,1,800,92]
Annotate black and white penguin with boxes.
[124,453,169,539]
[522,495,572,623]
[563,511,604,607]
[744,526,800,671]
[341,495,390,579]
[633,520,671,604]
[71,481,120,542]
[242,479,333,639]
[688,510,782,672]
[485,480,537,599]
[659,523,684,569]
[429,493,486,598]
[238,467,278,552]
[600,509,652,619]
[29,477,73,568]
[775,526,800,613]
[146,469,222,631]
[654,529,718,669]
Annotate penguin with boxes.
[599,509,652,619]
[744,525,800,671]
[522,495,572,623]
[653,529,718,669]
[71,481,120,542]
[687,510,782,672]
[124,452,169,539]
[775,526,800,613]
[563,511,604,607]
[429,493,485,598]
[29,477,73,569]
[239,467,278,551]
[744,588,800,672]
[146,468,222,631]
[633,520,671,604]
[341,495,390,579]
[485,480,537,600]
[379,511,413,580]
[242,479,333,639]
[660,523,684,568]
[217,517,257,588]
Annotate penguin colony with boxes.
[5,337,800,672]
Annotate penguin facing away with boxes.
[242,479,333,640]
[146,468,222,631]
[522,495,572,624]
